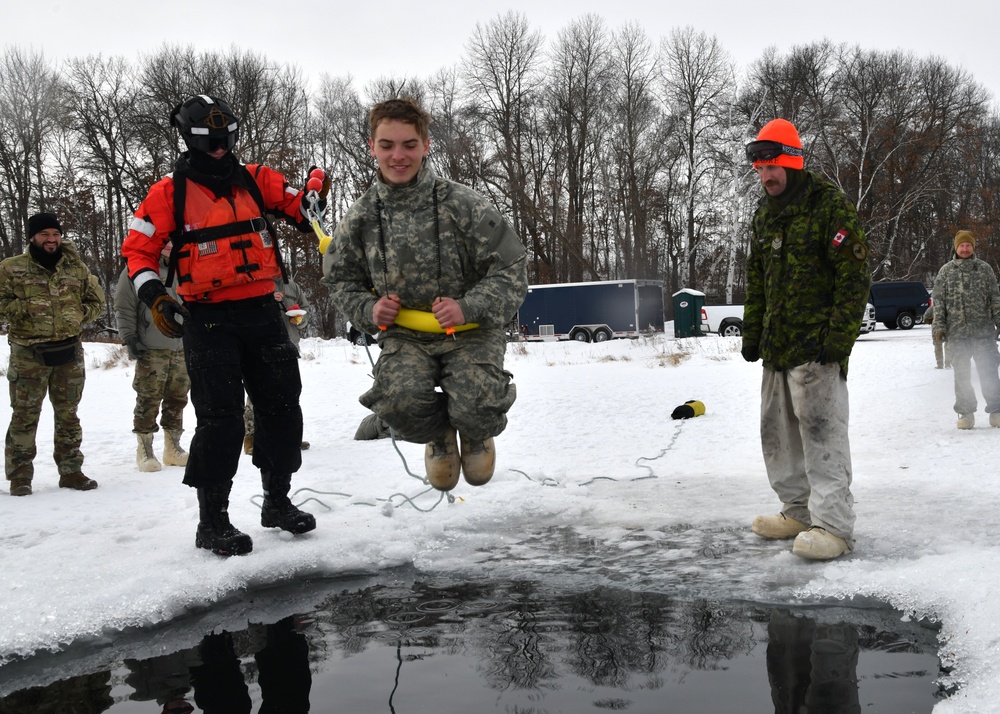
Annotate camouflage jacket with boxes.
[932,256,1000,341]
[0,240,104,346]
[743,171,870,375]
[322,164,527,337]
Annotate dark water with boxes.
[0,571,944,713]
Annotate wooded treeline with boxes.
[1,12,997,337]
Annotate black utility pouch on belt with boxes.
[33,336,80,366]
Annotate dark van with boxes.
[869,281,930,330]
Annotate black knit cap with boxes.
[27,213,62,237]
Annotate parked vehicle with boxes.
[518,279,665,342]
[859,302,876,334]
[701,305,744,336]
[868,281,930,330]
[701,301,877,337]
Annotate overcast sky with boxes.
[9,0,1000,105]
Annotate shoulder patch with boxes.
[832,228,848,248]
[850,242,868,262]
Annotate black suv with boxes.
[869,281,930,330]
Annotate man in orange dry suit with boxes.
[121,95,327,557]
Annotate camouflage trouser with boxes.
[133,348,190,433]
[760,362,855,543]
[949,337,1000,414]
[360,327,516,444]
[5,342,86,481]
[244,396,255,436]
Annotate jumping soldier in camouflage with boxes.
[323,96,527,492]
[0,213,105,496]
[114,241,191,472]
[741,119,871,561]
[931,230,1000,429]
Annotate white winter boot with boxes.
[989,413,1000,428]
[136,432,163,472]
[958,413,975,429]
[163,429,189,467]
[792,527,851,560]
[751,513,808,539]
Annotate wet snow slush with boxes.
[0,524,943,712]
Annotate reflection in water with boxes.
[121,617,310,714]
[0,577,943,713]
[767,609,861,714]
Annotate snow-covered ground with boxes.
[0,324,995,711]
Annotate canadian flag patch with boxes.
[832,228,848,248]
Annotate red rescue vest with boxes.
[171,178,282,300]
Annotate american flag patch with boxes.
[832,229,848,248]
[198,241,219,255]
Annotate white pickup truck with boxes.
[700,305,744,336]
[700,302,878,337]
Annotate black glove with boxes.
[137,280,189,339]
[123,335,146,360]
[817,344,848,365]
[741,344,760,362]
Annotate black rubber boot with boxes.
[195,486,253,556]
[260,472,316,534]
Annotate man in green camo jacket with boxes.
[323,97,527,493]
[0,213,105,496]
[741,119,871,561]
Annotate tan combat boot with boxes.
[460,435,496,486]
[424,427,460,491]
[243,434,254,455]
[163,429,189,466]
[136,432,163,472]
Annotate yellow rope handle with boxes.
[392,307,478,334]
[312,220,332,255]
[314,221,477,334]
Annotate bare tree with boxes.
[658,27,735,291]
[547,14,615,282]
[0,48,63,257]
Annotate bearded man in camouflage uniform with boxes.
[741,119,871,561]
[323,97,527,492]
[931,230,1000,429]
[0,213,105,496]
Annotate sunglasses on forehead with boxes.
[745,140,804,163]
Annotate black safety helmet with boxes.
[170,95,240,154]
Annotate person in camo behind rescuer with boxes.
[0,212,105,496]
[121,94,330,557]
[931,229,1000,430]
[114,241,191,473]
[323,96,527,492]
[741,118,871,561]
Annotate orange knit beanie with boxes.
[749,118,804,170]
